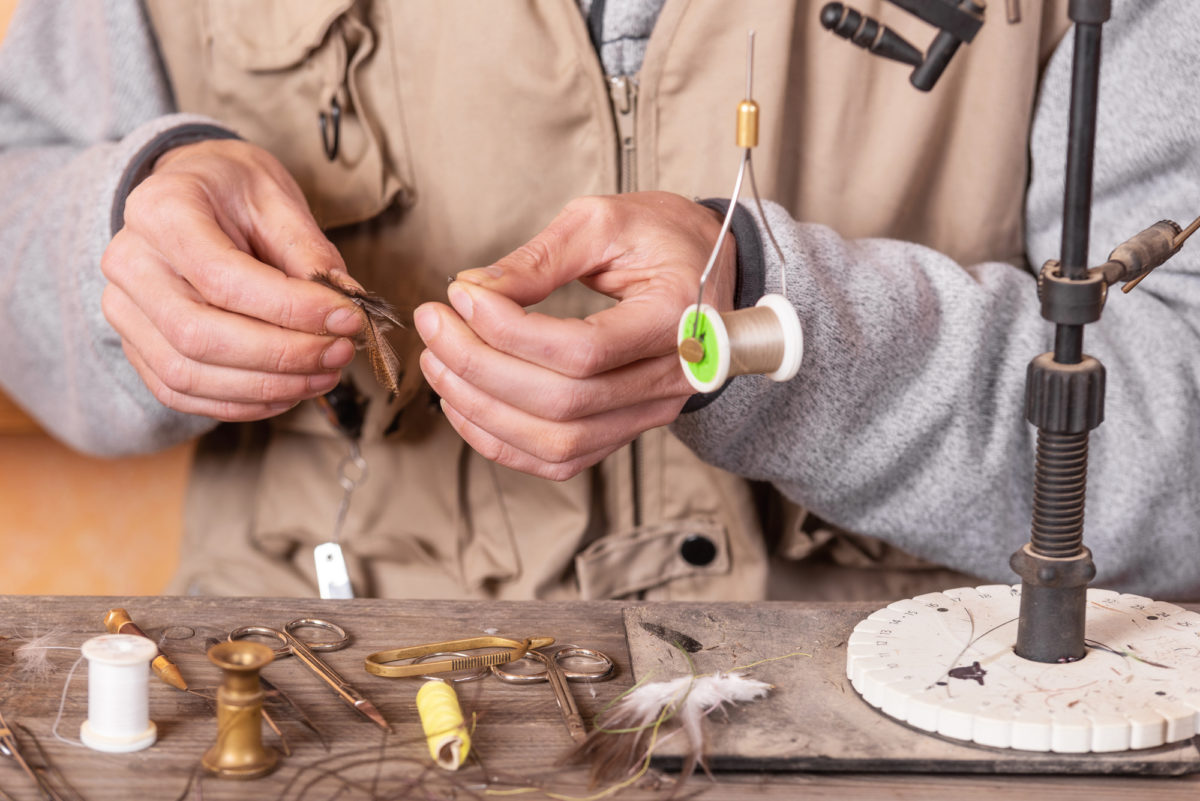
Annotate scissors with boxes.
[365,636,613,743]
[492,646,615,744]
[229,618,391,731]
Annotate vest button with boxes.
[679,535,717,567]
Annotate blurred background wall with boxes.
[0,0,190,594]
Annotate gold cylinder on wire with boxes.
[736,99,759,148]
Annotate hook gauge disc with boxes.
[847,584,1200,753]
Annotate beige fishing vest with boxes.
[144,0,1071,600]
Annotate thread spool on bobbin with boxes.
[79,633,158,753]
[416,679,472,770]
[678,294,803,393]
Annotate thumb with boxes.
[455,197,620,306]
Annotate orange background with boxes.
[0,0,190,595]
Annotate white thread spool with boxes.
[678,293,803,393]
[79,634,158,753]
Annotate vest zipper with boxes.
[607,74,643,530]
[609,75,639,195]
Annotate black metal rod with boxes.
[1053,21,1104,367]
[1060,22,1103,278]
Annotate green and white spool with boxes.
[678,293,803,394]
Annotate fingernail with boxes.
[320,337,355,369]
[447,282,474,321]
[457,265,503,283]
[325,305,362,335]
[309,372,340,392]
[419,348,445,381]
[413,304,440,341]
[328,270,365,293]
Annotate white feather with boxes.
[582,669,772,781]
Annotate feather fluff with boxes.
[570,670,771,789]
[13,628,74,681]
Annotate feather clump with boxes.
[311,271,403,395]
[571,670,771,789]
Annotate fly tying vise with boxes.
[677,31,803,394]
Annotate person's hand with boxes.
[414,191,736,480]
[101,138,365,421]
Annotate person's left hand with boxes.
[413,191,736,481]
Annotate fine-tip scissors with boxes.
[492,646,615,744]
[229,618,391,732]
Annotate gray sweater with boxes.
[674,1,1200,598]
[1,2,1196,596]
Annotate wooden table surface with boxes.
[0,595,1196,800]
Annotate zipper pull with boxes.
[608,75,639,193]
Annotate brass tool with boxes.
[228,618,390,731]
[364,635,555,678]
[203,641,278,780]
[104,607,187,691]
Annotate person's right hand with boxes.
[101,138,365,421]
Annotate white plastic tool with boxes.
[847,584,1200,753]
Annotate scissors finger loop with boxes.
[227,625,292,657]
[490,654,550,684]
[555,647,615,682]
[284,618,350,651]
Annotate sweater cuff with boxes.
[110,123,242,236]
[681,199,766,414]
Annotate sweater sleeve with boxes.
[671,0,1200,599]
[0,0,235,456]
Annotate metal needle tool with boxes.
[104,607,188,691]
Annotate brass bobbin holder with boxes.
[202,641,279,780]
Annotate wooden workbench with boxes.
[0,596,1196,800]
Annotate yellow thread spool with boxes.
[416,680,471,770]
[678,294,802,393]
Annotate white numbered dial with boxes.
[848,585,1200,753]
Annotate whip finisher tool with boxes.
[677,31,803,395]
[841,0,1200,753]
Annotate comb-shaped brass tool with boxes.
[364,636,555,678]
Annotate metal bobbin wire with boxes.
[679,31,800,393]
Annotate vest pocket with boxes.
[202,0,407,228]
[574,520,732,599]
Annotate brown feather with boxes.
[311,271,403,395]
